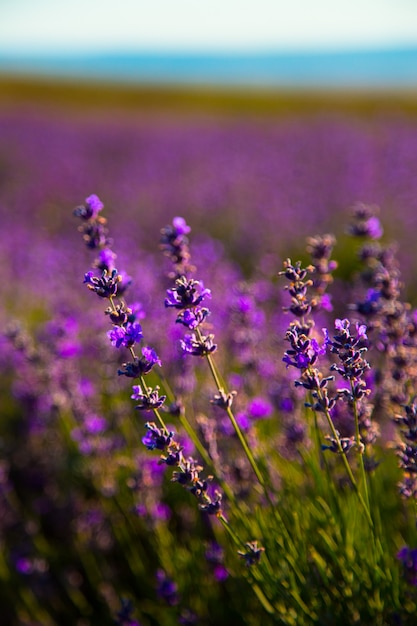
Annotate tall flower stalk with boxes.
[280,256,374,529]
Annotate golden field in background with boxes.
[1,73,417,118]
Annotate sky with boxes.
[0,0,417,54]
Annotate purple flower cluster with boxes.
[115,598,141,626]
[237,541,265,567]
[348,205,417,419]
[75,199,224,525]
[160,216,193,278]
[281,252,375,459]
[347,202,384,240]
[325,318,370,385]
[163,221,218,358]
[393,401,417,498]
[397,546,417,586]
[75,195,163,419]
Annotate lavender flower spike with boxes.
[165,276,211,310]
[84,269,121,299]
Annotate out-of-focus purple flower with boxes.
[366,216,384,240]
[84,414,107,434]
[205,542,229,581]
[115,598,141,626]
[347,202,383,240]
[279,397,294,413]
[320,293,333,312]
[116,270,133,296]
[213,564,229,582]
[285,420,306,445]
[85,194,104,218]
[172,216,191,236]
[237,541,265,567]
[397,546,417,586]
[156,569,179,606]
[247,396,273,419]
[152,502,171,521]
[160,216,192,277]
[96,247,117,272]
[73,193,104,220]
[15,557,33,575]
[129,301,146,321]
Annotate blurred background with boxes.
[1,0,417,279]
[1,0,417,282]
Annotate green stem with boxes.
[350,380,371,514]
[202,342,266,489]
[200,331,307,584]
[314,381,374,529]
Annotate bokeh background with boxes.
[1,0,417,296]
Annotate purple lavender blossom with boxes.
[160,217,193,277]
[180,333,217,357]
[107,322,143,349]
[325,318,370,382]
[84,269,121,298]
[175,308,210,329]
[115,598,141,626]
[156,569,179,606]
[142,423,174,451]
[247,397,273,420]
[131,384,166,411]
[172,216,191,236]
[74,194,104,220]
[347,202,384,240]
[96,247,117,272]
[84,414,107,434]
[165,277,211,310]
[118,347,161,377]
[237,541,265,567]
[397,546,417,586]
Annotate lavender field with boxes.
[3,83,417,625]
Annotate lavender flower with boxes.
[107,322,143,349]
[176,308,210,329]
[347,203,383,240]
[160,217,193,277]
[283,324,326,371]
[156,569,179,606]
[325,318,370,382]
[84,269,121,299]
[115,598,141,626]
[74,194,104,221]
[237,541,265,567]
[118,347,161,378]
[180,333,217,357]
[165,277,211,310]
[131,384,166,411]
[397,546,417,586]
[142,423,174,451]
